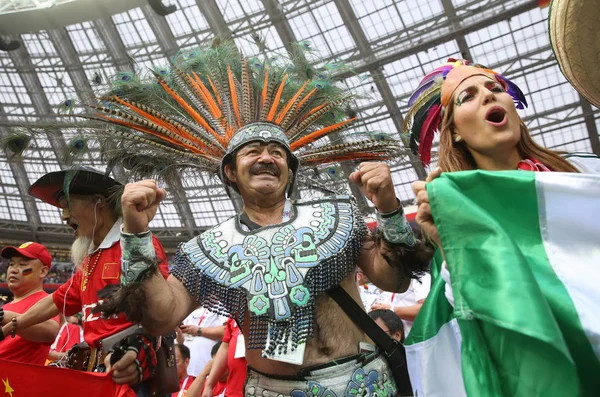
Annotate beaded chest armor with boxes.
[171,195,367,356]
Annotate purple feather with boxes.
[408,80,436,106]
[496,75,528,109]
[419,64,453,84]
[408,65,454,106]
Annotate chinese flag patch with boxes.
[102,262,120,280]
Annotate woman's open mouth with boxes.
[485,106,508,127]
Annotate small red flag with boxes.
[0,359,135,397]
[102,262,120,280]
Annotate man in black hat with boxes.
[7,167,170,381]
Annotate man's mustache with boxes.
[250,163,280,176]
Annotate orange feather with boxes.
[188,74,220,119]
[112,96,216,153]
[96,114,203,154]
[113,96,175,133]
[111,96,206,150]
[291,88,317,115]
[157,79,226,147]
[191,72,221,117]
[275,80,309,125]
[267,74,288,121]
[299,102,327,122]
[290,117,357,150]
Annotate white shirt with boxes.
[358,283,384,311]
[96,218,122,251]
[181,307,227,377]
[565,153,600,174]
[370,273,431,335]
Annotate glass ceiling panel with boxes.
[216,0,268,40]
[351,0,407,43]
[0,159,27,222]
[385,41,461,105]
[20,31,57,56]
[113,8,157,46]
[397,0,444,26]
[288,2,355,58]
[187,192,236,227]
[67,21,107,54]
[149,199,183,228]
[165,0,210,39]
[112,7,167,68]
[112,8,167,70]
[216,0,263,21]
[182,172,235,227]
[232,26,286,58]
[21,143,63,224]
[21,139,61,185]
[0,57,35,121]
[66,22,118,79]
[21,31,80,112]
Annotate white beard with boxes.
[71,236,93,267]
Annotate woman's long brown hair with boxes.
[437,100,580,173]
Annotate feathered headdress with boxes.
[404,58,528,166]
[56,39,404,194]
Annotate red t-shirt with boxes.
[212,380,227,397]
[200,378,227,397]
[51,323,81,353]
[222,318,247,397]
[171,375,195,397]
[52,235,169,348]
[0,291,60,365]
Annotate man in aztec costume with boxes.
[65,40,433,396]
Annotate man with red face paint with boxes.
[0,242,60,365]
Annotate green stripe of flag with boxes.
[404,250,452,343]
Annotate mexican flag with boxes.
[0,359,135,397]
[405,170,600,397]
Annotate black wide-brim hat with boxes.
[28,166,123,208]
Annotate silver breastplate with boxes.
[178,195,366,355]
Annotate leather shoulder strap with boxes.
[328,285,398,352]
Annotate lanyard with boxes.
[196,308,208,327]
[177,376,190,397]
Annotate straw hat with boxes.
[549,0,600,108]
